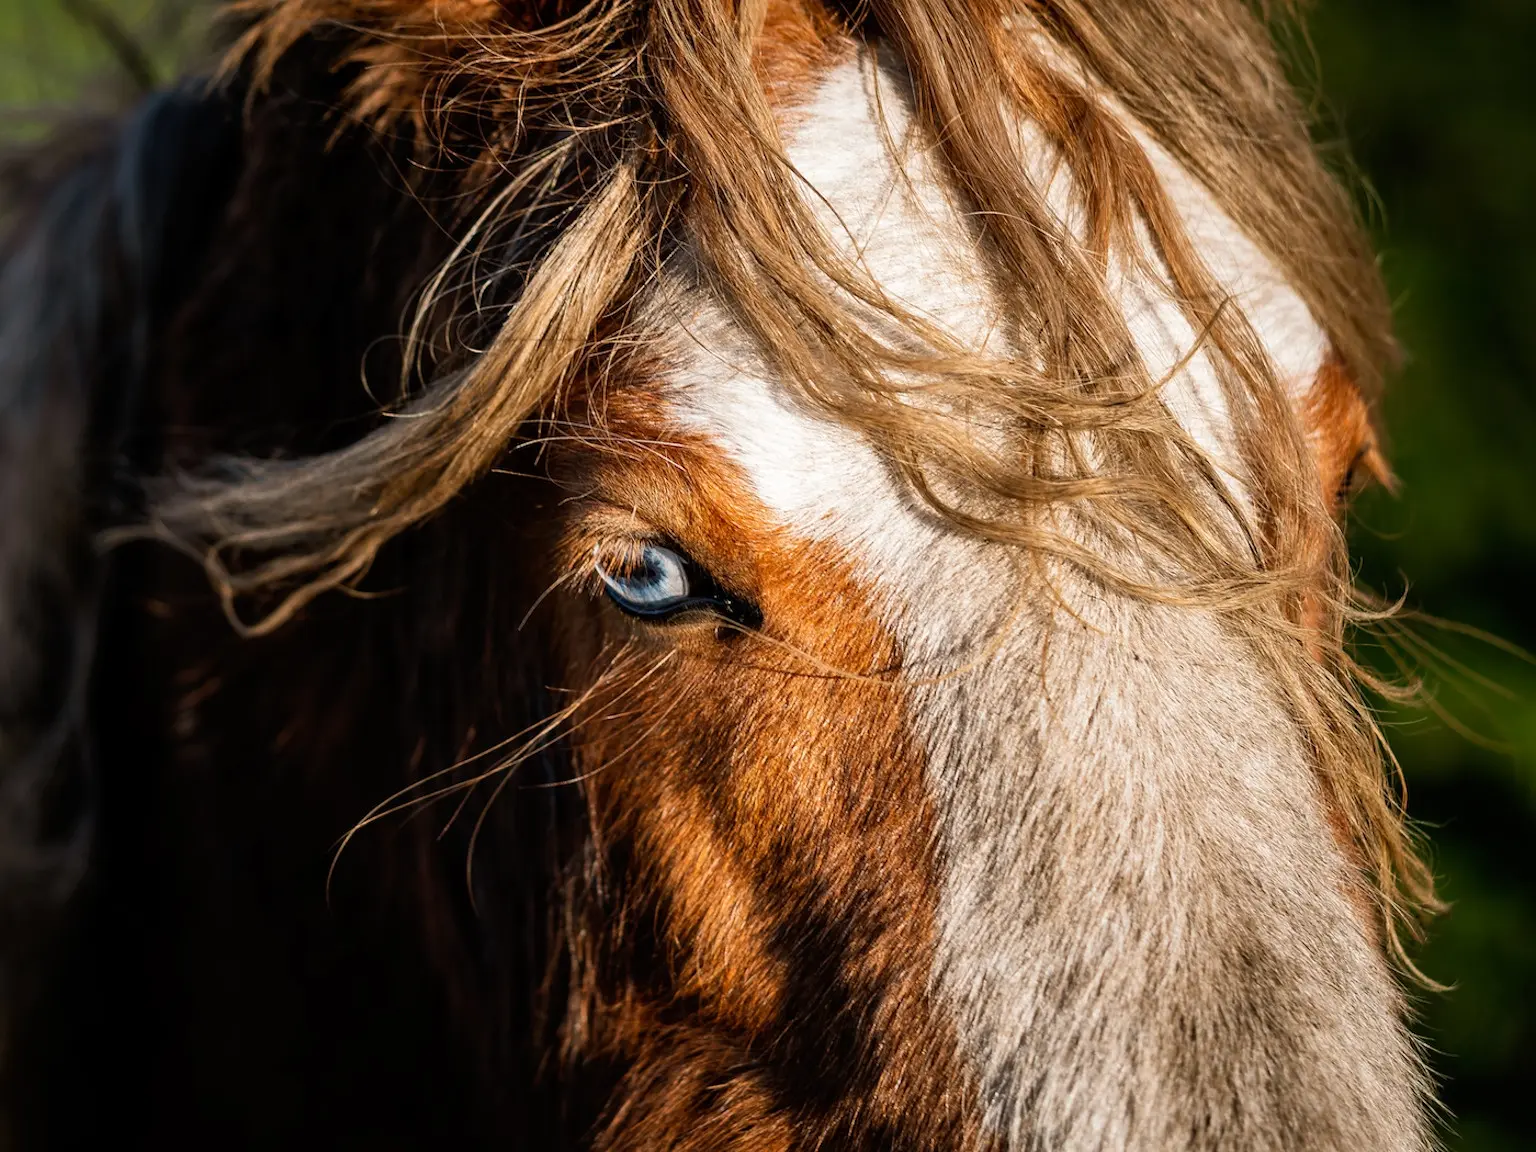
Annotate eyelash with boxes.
[1336,448,1369,510]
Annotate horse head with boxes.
[0,1,1436,1147]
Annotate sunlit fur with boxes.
[1,0,1442,1147]
[658,47,1429,1145]
[166,0,1433,960]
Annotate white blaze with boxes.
[661,48,1426,1152]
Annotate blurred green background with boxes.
[1302,4,1536,1150]
[1,0,1532,1148]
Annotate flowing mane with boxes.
[170,0,1431,946]
[1,0,1440,1147]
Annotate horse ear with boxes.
[1300,351,1394,514]
[0,84,241,1133]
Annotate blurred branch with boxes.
[56,0,159,94]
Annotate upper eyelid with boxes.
[568,499,758,594]
[580,500,667,539]
[587,538,679,592]
[562,510,662,585]
[592,537,708,589]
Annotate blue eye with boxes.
[596,542,761,629]
[598,543,691,615]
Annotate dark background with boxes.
[2,1,1532,1148]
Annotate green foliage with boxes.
[0,0,200,127]
[0,0,1530,1147]
[1302,2,1536,1147]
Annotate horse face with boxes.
[0,0,1435,1144]
[520,49,1424,1151]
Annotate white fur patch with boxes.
[658,47,1426,1152]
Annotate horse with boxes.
[0,0,1440,1147]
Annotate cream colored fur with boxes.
[663,46,1431,1150]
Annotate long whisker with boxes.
[326,641,647,895]
[462,648,678,908]
[519,684,685,791]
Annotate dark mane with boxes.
[0,81,237,1136]
[0,54,579,1143]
